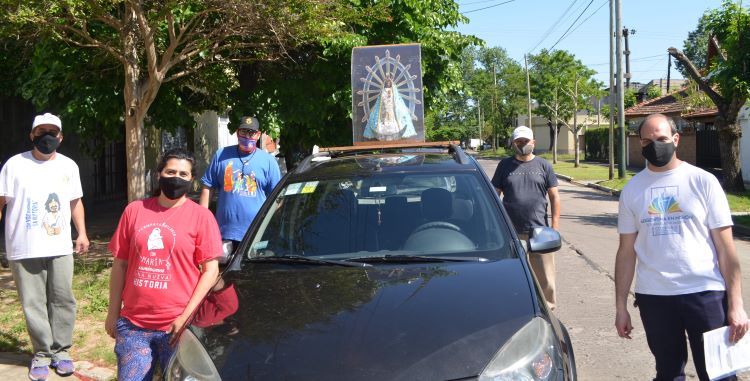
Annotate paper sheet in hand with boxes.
[703,325,750,380]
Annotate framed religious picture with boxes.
[351,43,425,145]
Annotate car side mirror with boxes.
[527,227,562,254]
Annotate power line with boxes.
[459,0,509,6]
[549,0,595,51]
[463,0,516,14]
[586,54,664,66]
[562,0,608,40]
[527,0,579,53]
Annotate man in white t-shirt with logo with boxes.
[0,113,90,381]
[614,113,748,381]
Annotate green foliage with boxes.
[675,13,711,77]
[623,88,637,109]
[702,1,750,104]
[230,0,481,163]
[584,128,622,163]
[529,49,600,128]
[645,85,662,100]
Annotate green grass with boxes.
[475,147,512,157]
[541,156,750,215]
[726,191,750,213]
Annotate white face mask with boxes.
[514,142,533,156]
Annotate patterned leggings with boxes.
[115,317,174,381]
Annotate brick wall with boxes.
[627,132,696,167]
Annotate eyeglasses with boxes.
[237,129,260,138]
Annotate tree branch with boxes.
[667,47,726,109]
[55,23,127,65]
[129,0,161,82]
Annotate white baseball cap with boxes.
[511,126,533,141]
[32,113,62,131]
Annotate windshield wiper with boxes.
[348,255,488,264]
[248,255,372,267]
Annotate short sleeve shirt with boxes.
[201,146,281,241]
[0,152,83,260]
[618,162,732,295]
[491,156,558,234]
[108,197,223,330]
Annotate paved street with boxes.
[477,158,750,380]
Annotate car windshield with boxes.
[243,170,513,264]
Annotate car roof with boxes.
[289,142,478,181]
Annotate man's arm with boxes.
[615,232,638,339]
[70,198,89,253]
[711,226,749,343]
[199,186,212,209]
[547,186,560,230]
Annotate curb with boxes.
[555,173,620,197]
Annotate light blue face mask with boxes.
[238,136,257,152]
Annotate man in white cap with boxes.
[0,112,89,380]
[491,125,561,309]
[200,116,281,257]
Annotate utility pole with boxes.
[525,54,533,128]
[477,103,482,146]
[623,27,634,88]
[615,0,626,178]
[666,53,672,93]
[493,63,498,150]
[608,0,615,180]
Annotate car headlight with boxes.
[478,317,563,381]
[166,329,222,381]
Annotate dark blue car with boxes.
[165,143,576,381]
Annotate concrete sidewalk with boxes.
[0,352,115,381]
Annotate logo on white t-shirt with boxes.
[641,186,690,236]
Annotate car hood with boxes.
[190,259,536,381]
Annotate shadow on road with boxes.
[561,186,618,202]
[560,213,618,228]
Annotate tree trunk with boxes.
[573,112,579,167]
[715,118,745,192]
[552,110,558,164]
[122,5,163,201]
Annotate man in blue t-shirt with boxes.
[200,116,281,247]
[491,125,560,309]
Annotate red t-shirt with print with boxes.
[108,197,222,331]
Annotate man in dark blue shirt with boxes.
[491,126,560,309]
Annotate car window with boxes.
[243,172,512,262]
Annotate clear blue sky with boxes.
[454,0,718,84]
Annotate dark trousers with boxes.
[635,290,735,381]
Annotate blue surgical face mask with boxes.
[238,136,257,152]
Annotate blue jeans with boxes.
[115,317,174,381]
[635,290,735,381]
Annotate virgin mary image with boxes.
[363,75,417,141]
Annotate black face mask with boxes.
[642,140,675,167]
[159,176,192,200]
[32,132,60,154]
